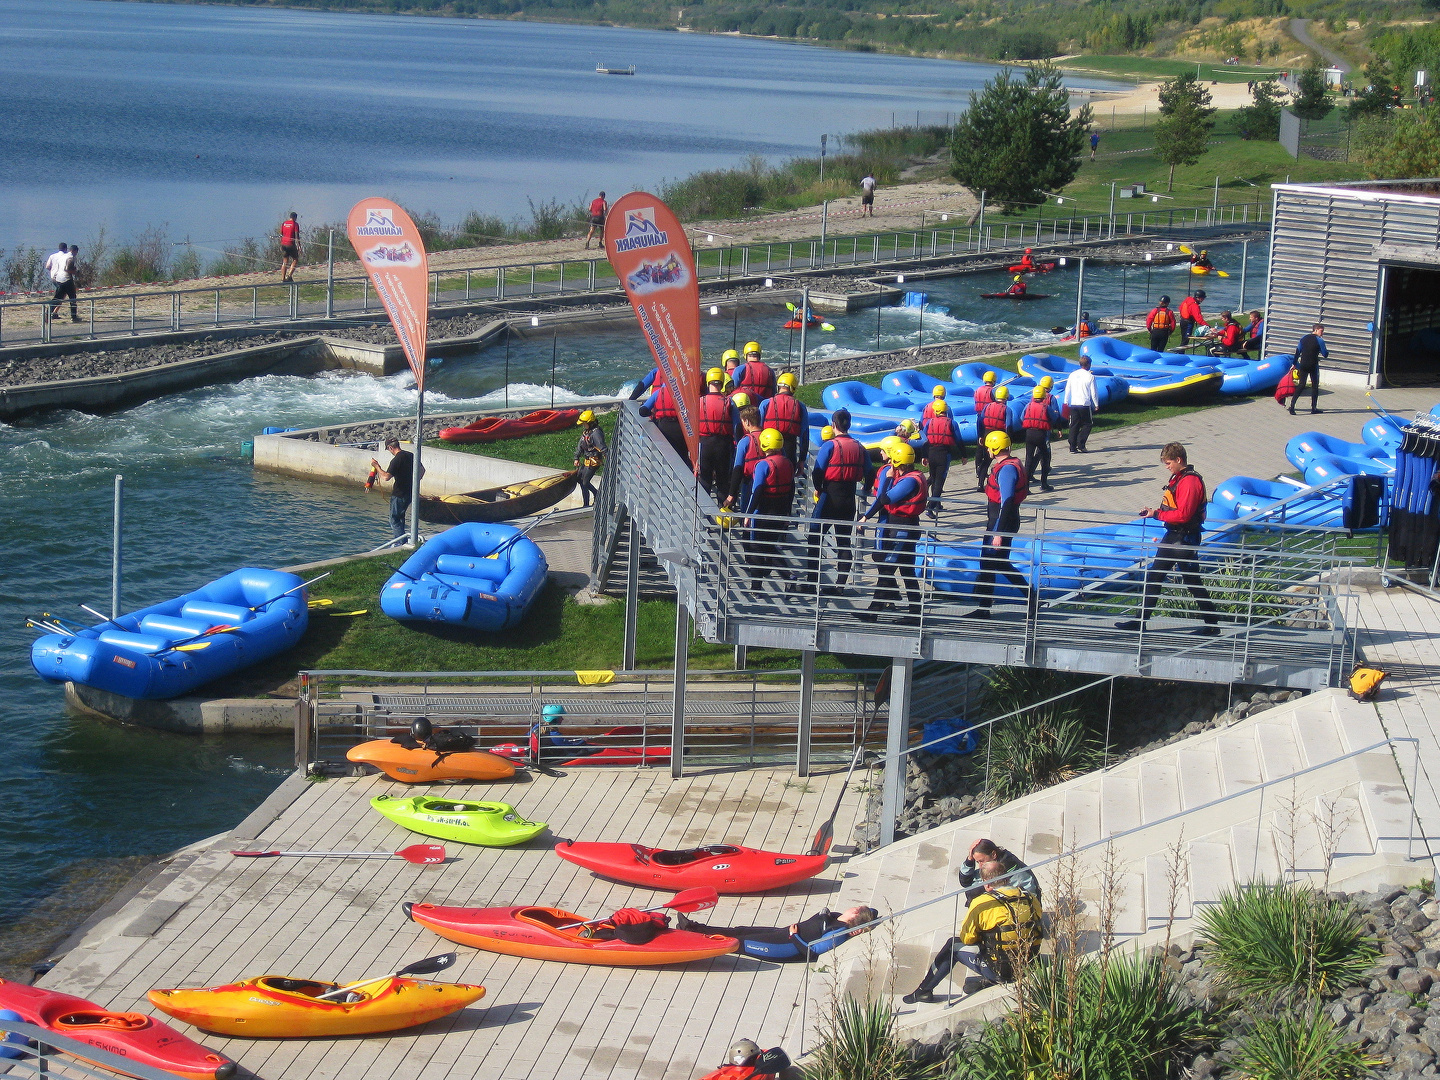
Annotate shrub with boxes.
[982,711,1104,804]
[804,994,934,1080]
[1229,1009,1379,1080]
[1195,883,1377,1001]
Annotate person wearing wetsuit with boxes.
[573,410,607,508]
[629,366,659,401]
[726,408,763,509]
[742,430,795,579]
[640,377,692,467]
[1021,387,1060,493]
[965,432,1031,619]
[920,400,964,505]
[696,368,737,498]
[974,386,1011,493]
[800,408,872,595]
[732,343,775,403]
[1290,323,1327,415]
[859,444,927,620]
[759,373,809,464]
[678,905,877,961]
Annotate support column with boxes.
[796,649,816,777]
[733,644,748,669]
[671,602,689,779]
[622,517,640,671]
[879,657,914,848]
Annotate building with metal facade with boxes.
[1266,180,1440,387]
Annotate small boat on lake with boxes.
[596,65,636,75]
[418,471,577,525]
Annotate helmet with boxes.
[743,341,761,356]
[931,386,945,398]
[985,430,1011,453]
[897,419,918,437]
[1013,275,1022,282]
[932,399,948,415]
[706,367,724,384]
[722,348,739,364]
[1032,387,1046,400]
[880,435,902,456]
[777,372,797,390]
[732,392,751,408]
[1080,311,1090,320]
[542,704,565,722]
[1159,295,1171,305]
[982,371,996,384]
[1039,375,1054,389]
[889,443,916,465]
[1200,249,1208,256]
[577,410,595,425]
[820,425,835,441]
[759,428,785,453]
[727,1040,762,1067]
[994,385,1009,401]
[1194,290,1206,301]
[714,510,735,529]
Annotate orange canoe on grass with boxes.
[405,902,737,966]
[438,408,581,444]
[346,739,517,783]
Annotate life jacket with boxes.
[1007,282,1026,295]
[1021,399,1051,430]
[975,890,1044,982]
[985,456,1029,505]
[697,393,732,438]
[650,382,678,421]
[823,436,865,483]
[1160,467,1207,529]
[736,360,774,400]
[697,1052,792,1080]
[1220,323,1243,348]
[871,462,894,498]
[1348,665,1388,702]
[980,400,1009,433]
[923,414,957,447]
[1275,368,1296,405]
[974,384,995,409]
[1077,321,1095,339]
[887,471,928,521]
[764,393,803,436]
[1150,306,1176,331]
[740,434,764,478]
[754,453,795,499]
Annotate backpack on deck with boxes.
[1349,665,1389,702]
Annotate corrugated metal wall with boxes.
[1266,186,1440,384]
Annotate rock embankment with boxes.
[0,332,305,388]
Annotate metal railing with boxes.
[0,1019,202,1079]
[0,202,1268,348]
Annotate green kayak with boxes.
[370,795,548,847]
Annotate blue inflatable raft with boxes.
[30,568,309,700]
[381,522,548,632]
[1285,431,1395,475]
[1034,338,1223,402]
[1207,476,1347,529]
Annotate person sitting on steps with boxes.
[957,838,1040,902]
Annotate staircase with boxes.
[788,689,1424,1044]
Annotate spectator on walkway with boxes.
[371,437,417,539]
[1146,295,1177,352]
[1178,290,1207,346]
[860,173,877,217]
[46,243,79,322]
[1090,130,1100,160]
[1289,323,1327,415]
[279,213,300,282]
[1063,356,1097,454]
[585,192,608,249]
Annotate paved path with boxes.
[1289,18,1353,74]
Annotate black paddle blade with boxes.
[398,952,457,978]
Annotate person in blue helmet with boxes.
[530,704,600,760]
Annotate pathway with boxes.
[1289,19,1353,75]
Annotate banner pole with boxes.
[410,385,424,548]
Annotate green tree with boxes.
[1292,63,1333,120]
[1356,107,1440,178]
[1233,80,1283,140]
[1153,73,1215,191]
[1345,59,1402,121]
[949,63,1091,213]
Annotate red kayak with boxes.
[438,408,581,444]
[491,725,671,768]
[782,318,821,330]
[980,292,1051,300]
[555,841,828,893]
[1008,261,1057,273]
[0,978,235,1080]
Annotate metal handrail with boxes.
[0,1019,196,1079]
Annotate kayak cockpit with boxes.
[55,1011,152,1031]
[652,845,743,866]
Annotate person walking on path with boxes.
[279,213,300,282]
[1289,323,1327,414]
[1063,356,1098,454]
[974,385,1011,492]
[573,410,607,508]
[759,372,809,464]
[920,399,964,505]
[371,437,418,539]
[858,443,927,621]
[800,408,871,595]
[1021,386,1061,492]
[1178,290,1207,347]
[1090,130,1100,160]
[1116,442,1220,634]
[695,368,737,498]
[46,243,79,322]
[965,432,1032,620]
[1146,295,1177,352]
[742,429,796,580]
[725,407,764,510]
[860,173,876,217]
[584,192,608,249]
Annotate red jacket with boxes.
[1147,306,1176,331]
[1178,296,1205,325]
[1157,468,1207,530]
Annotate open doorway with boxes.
[1378,262,1440,386]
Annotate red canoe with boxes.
[0,978,235,1080]
[554,841,828,893]
[438,408,581,444]
[490,726,671,768]
[980,292,1051,300]
[1008,261,1058,273]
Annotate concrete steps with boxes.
[789,689,1422,1047]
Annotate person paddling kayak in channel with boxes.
[1004,275,1027,297]
[1016,249,1037,272]
[677,905,879,961]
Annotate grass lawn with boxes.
[1060,55,1286,84]
[428,411,618,471]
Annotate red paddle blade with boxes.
[809,822,835,858]
[231,850,281,858]
[529,727,541,765]
[665,887,719,914]
[398,844,447,864]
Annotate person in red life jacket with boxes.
[1178,290,1207,347]
[1146,295,1177,352]
[893,417,924,460]
[697,1039,800,1080]
[1116,442,1220,634]
[278,212,300,282]
[973,370,998,411]
[583,191,608,249]
[732,341,775,402]
[696,367,738,498]
[865,435,901,498]
[965,432,1032,620]
[1017,248,1036,272]
[921,384,948,423]
[1005,274,1027,297]
[759,372,809,463]
[1212,310,1245,357]
[639,376,692,467]
[743,429,796,579]
[798,408,873,596]
[1242,310,1265,359]
[720,348,740,394]
[1021,387,1061,493]
[920,398,964,506]
[629,365,659,401]
[974,384,1011,493]
[858,442,927,621]
[725,407,764,509]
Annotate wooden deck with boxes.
[41,763,866,1080]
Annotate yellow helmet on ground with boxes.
[994,385,1010,401]
[931,386,946,398]
[1032,387,1046,400]
[932,399,948,415]
[732,392,751,408]
[722,348,740,364]
[1040,375,1054,390]
[715,510,735,529]
[759,428,785,453]
[820,425,835,441]
[982,370,997,384]
[777,372,798,390]
[985,430,1011,453]
[744,341,762,356]
[706,367,724,384]
[889,443,916,465]
[897,418,918,437]
[578,410,595,425]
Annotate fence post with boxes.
[797,650,816,776]
[623,516,640,670]
[879,657,914,847]
[671,603,689,779]
[326,229,335,318]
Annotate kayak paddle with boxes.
[157,624,238,654]
[248,571,332,613]
[314,952,458,1002]
[308,598,334,608]
[231,843,447,864]
[556,887,720,930]
[323,609,369,617]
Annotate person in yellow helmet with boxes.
[760,370,808,463]
[743,426,797,579]
[696,367,740,497]
[921,383,948,424]
[973,370,998,414]
[574,408,606,508]
[819,425,835,441]
[799,407,873,596]
[734,341,775,402]
[721,348,741,394]
[975,384,1011,493]
[858,437,928,621]
[920,396,964,506]
[966,430,1031,619]
[1021,385,1061,493]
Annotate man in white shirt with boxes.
[45,243,79,322]
[1063,356,1098,453]
[860,174,876,217]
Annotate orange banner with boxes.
[347,198,429,390]
[604,192,702,461]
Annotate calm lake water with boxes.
[0,0,1123,252]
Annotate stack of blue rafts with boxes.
[1069,337,1289,398]
[381,522,548,632]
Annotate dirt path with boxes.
[1289,18,1352,74]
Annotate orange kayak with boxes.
[147,976,485,1038]
[0,978,234,1080]
[346,739,517,783]
[405,902,737,966]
